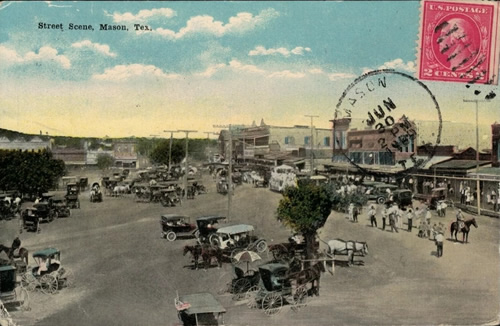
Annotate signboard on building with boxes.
[244,149,255,158]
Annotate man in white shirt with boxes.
[435,232,444,257]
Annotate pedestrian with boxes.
[353,205,359,223]
[389,211,398,233]
[436,201,442,217]
[368,205,377,228]
[348,203,354,222]
[406,208,414,232]
[425,207,432,225]
[382,207,388,231]
[435,232,444,257]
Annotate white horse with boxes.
[326,239,369,266]
[113,185,129,197]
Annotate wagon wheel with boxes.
[269,244,289,262]
[60,268,74,288]
[193,229,200,239]
[262,292,283,316]
[21,272,38,292]
[15,287,30,311]
[245,286,259,309]
[166,231,177,242]
[216,272,232,295]
[255,240,268,254]
[40,274,58,294]
[209,234,219,247]
[231,278,251,301]
[377,197,386,204]
[291,285,308,312]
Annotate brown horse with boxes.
[450,218,478,243]
[292,261,325,297]
[183,244,223,270]
[0,244,29,265]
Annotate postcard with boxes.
[0,1,498,326]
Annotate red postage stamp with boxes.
[417,0,500,84]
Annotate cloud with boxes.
[71,40,117,57]
[196,63,226,77]
[327,72,357,81]
[377,58,416,72]
[109,8,176,23]
[0,45,70,69]
[249,46,311,57]
[92,64,180,81]
[143,8,279,40]
[229,59,267,75]
[268,70,306,79]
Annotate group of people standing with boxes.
[366,203,430,233]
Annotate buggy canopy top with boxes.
[33,248,60,259]
[258,262,289,273]
[0,265,16,272]
[196,215,226,223]
[161,214,189,222]
[177,292,226,315]
[216,224,254,235]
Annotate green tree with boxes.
[276,184,333,261]
[96,153,114,170]
[0,149,65,197]
[149,139,185,165]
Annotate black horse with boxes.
[450,218,478,243]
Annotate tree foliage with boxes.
[0,149,65,197]
[96,153,115,170]
[149,138,217,165]
[276,184,333,259]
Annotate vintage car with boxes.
[366,184,399,204]
[50,196,71,218]
[33,202,55,223]
[195,215,227,244]
[391,189,413,209]
[160,214,196,241]
[211,224,267,254]
[414,187,447,209]
[175,292,226,326]
[65,183,80,209]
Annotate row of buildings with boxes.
[0,135,140,168]
[217,118,500,215]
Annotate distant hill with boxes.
[0,127,48,141]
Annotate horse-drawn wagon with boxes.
[268,233,319,262]
[245,260,324,315]
[21,248,74,294]
[325,238,369,266]
[161,214,197,241]
[0,265,29,311]
[65,183,80,209]
[89,183,103,203]
[21,207,41,233]
[175,292,226,326]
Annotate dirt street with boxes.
[1,174,498,326]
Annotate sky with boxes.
[0,1,498,138]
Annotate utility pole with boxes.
[305,115,319,175]
[177,129,197,202]
[164,130,177,172]
[463,99,490,215]
[214,124,233,222]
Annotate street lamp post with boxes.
[178,129,197,202]
[305,115,319,175]
[463,99,490,215]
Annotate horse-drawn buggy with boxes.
[50,196,71,218]
[175,292,226,326]
[217,252,262,301]
[65,183,80,209]
[210,224,268,258]
[89,182,103,203]
[195,215,226,244]
[21,207,41,233]
[21,248,73,294]
[0,265,29,311]
[161,214,197,241]
[245,260,324,315]
[268,234,319,262]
